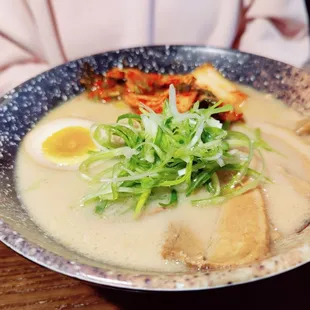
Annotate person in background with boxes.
[0,0,309,95]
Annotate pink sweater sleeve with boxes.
[0,1,49,96]
[1,0,309,97]
[238,0,309,67]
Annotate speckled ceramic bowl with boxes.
[0,46,310,291]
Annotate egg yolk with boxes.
[42,126,96,158]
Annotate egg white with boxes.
[24,118,97,170]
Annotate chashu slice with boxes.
[192,64,247,121]
[162,223,208,269]
[206,189,269,268]
[192,64,247,107]
[162,189,269,269]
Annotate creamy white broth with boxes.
[16,94,221,272]
[15,88,310,271]
[232,87,310,236]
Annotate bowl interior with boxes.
[0,45,310,291]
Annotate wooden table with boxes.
[1,241,310,309]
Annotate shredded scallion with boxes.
[80,85,270,218]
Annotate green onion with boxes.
[134,190,151,218]
[80,84,270,218]
[95,200,108,215]
[159,189,178,208]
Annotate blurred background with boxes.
[1,0,310,95]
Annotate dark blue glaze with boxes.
[0,46,309,291]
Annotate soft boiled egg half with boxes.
[24,118,98,170]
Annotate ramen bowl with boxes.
[0,46,310,291]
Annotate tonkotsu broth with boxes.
[15,88,310,272]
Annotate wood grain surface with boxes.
[0,242,118,310]
[1,240,310,310]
